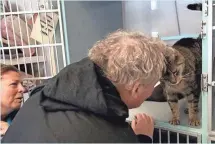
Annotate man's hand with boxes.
[131,113,154,138]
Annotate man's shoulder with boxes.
[44,110,139,143]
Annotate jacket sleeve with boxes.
[137,135,152,143]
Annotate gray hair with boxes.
[88,29,167,88]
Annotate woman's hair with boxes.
[1,63,19,76]
[88,29,167,88]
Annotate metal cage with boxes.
[126,0,214,143]
[152,0,214,143]
[0,0,69,101]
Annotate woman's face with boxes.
[1,71,25,114]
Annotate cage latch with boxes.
[204,0,208,16]
[200,21,207,38]
[211,81,215,86]
[201,73,208,92]
[201,74,215,92]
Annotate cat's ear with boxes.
[197,34,202,41]
[187,3,202,11]
[164,47,175,64]
[164,47,184,65]
[175,51,185,65]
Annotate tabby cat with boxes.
[161,36,202,126]
[147,2,202,103]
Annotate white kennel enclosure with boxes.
[124,0,214,143]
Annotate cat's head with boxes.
[162,47,185,85]
[187,3,202,11]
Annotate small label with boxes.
[151,32,159,38]
[30,12,59,44]
[151,0,157,10]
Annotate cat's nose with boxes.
[170,79,177,84]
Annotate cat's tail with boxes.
[187,3,202,11]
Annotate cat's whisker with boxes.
[182,73,192,78]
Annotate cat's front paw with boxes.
[189,118,200,126]
[169,118,180,125]
[184,108,199,114]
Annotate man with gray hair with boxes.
[2,30,167,143]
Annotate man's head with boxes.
[88,30,166,109]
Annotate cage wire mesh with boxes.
[0,0,66,102]
[126,0,214,143]
[208,135,215,144]
[153,126,201,143]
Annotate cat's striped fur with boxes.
[161,37,202,126]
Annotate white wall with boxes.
[64,1,123,63]
[122,0,202,39]
[123,0,203,123]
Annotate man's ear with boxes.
[131,81,141,99]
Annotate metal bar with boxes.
[167,130,170,144]
[43,3,54,76]
[1,50,6,64]
[197,134,202,144]
[201,0,212,142]
[23,0,34,77]
[61,0,70,65]
[2,2,12,65]
[207,0,213,135]
[0,56,45,65]
[30,0,41,77]
[16,0,27,74]
[150,121,202,143]
[8,0,20,70]
[174,0,181,35]
[57,0,67,67]
[23,76,52,80]
[155,121,201,136]
[186,135,189,144]
[49,0,60,73]
[161,34,199,41]
[0,9,59,15]
[0,43,63,50]
[159,128,161,143]
[37,1,49,77]
[0,3,4,63]
[177,132,179,144]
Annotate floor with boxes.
[127,97,203,143]
[127,97,202,128]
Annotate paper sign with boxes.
[30,12,59,44]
